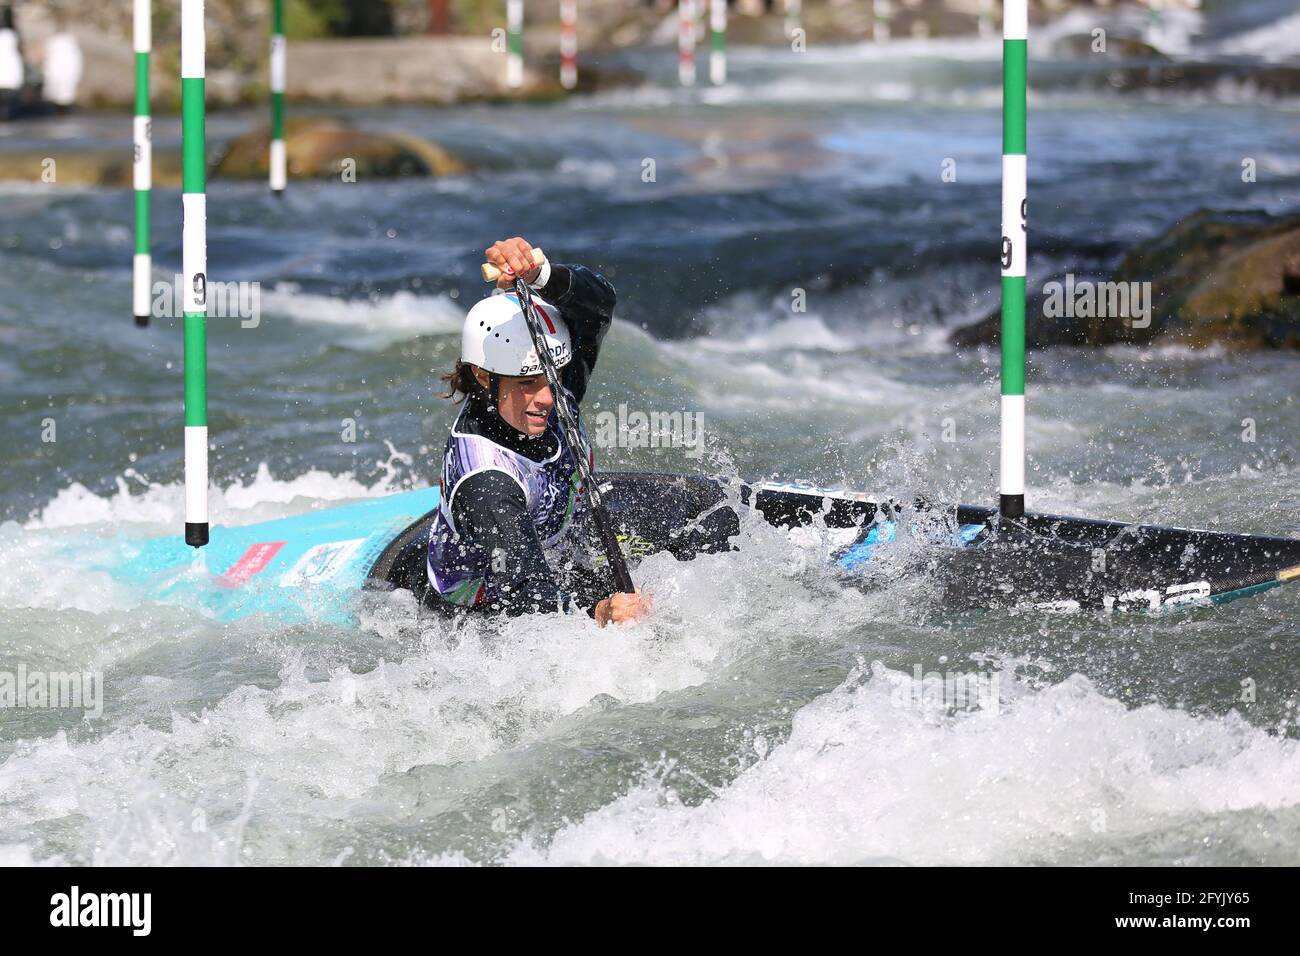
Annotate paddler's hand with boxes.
[595,589,653,628]
[486,237,543,290]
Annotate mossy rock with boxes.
[950,209,1300,352]
[213,116,467,180]
[1052,33,1166,60]
[1097,209,1300,350]
[0,148,183,188]
[1090,62,1300,97]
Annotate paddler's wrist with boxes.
[527,258,552,293]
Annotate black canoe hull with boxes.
[368,472,1300,612]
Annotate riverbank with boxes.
[5,0,1223,110]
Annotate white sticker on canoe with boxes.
[757,481,882,504]
[278,538,368,586]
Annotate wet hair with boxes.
[440,360,487,404]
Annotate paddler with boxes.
[429,237,652,626]
[41,13,82,112]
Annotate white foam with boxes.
[0,541,830,864]
[262,286,463,348]
[0,844,62,866]
[688,314,858,355]
[2,457,424,614]
[24,457,418,533]
[1211,10,1300,63]
[515,666,1300,865]
[556,157,620,184]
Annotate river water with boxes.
[1,14,1298,865]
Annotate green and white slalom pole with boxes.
[709,0,726,86]
[182,0,209,548]
[1146,0,1168,49]
[269,0,286,194]
[873,0,891,43]
[132,0,151,327]
[506,0,523,89]
[784,0,801,40]
[999,0,1027,520]
[678,0,696,87]
[559,0,577,90]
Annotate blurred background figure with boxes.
[41,13,82,112]
[0,4,24,120]
[426,0,451,34]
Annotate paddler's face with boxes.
[473,367,553,436]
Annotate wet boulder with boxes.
[950,209,1300,352]
[1104,209,1300,350]
[213,116,466,181]
[0,148,183,188]
[1051,33,1166,60]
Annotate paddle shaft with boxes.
[508,276,635,594]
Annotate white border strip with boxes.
[134,0,151,53]
[184,426,209,523]
[181,0,204,79]
[181,193,207,313]
[1004,0,1028,40]
[1001,154,1026,278]
[999,395,1025,496]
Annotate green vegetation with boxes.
[284,0,352,39]
[454,0,507,37]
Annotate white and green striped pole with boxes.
[678,0,696,87]
[873,0,891,42]
[559,0,577,90]
[999,0,1027,519]
[784,0,801,40]
[506,0,523,89]
[709,0,726,85]
[132,0,151,327]
[1146,0,1167,47]
[269,0,286,194]
[182,0,209,547]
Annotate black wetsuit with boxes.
[432,263,616,617]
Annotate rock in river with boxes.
[213,116,466,181]
[950,209,1300,352]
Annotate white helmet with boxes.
[461,291,572,377]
